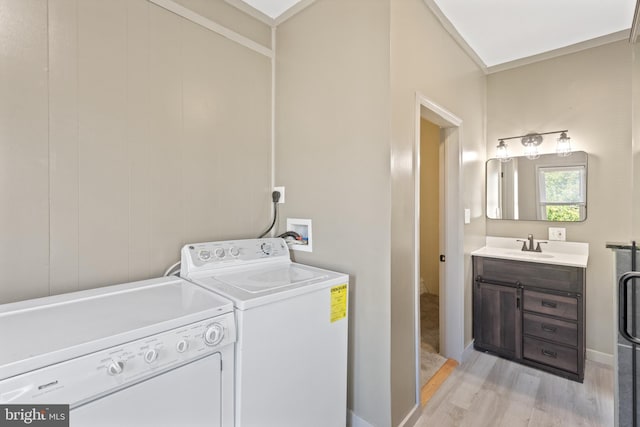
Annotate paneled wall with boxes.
[390,0,487,422]
[276,0,487,425]
[0,0,272,304]
[275,1,393,425]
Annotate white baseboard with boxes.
[398,404,421,427]
[461,339,475,363]
[586,348,614,366]
[348,410,375,427]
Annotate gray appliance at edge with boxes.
[617,242,640,427]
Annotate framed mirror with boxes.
[486,151,588,221]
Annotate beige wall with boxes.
[420,119,440,295]
[390,0,487,424]
[0,0,272,304]
[487,41,633,356]
[277,1,487,425]
[275,0,392,425]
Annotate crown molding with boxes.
[421,0,488,74]
[274,0,316,26]
[224,0,317,27]
[148,0,273,57]
[486,29,630,74]
[224,0,275,26]
[631,0,640,43]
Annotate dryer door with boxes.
[71,354,221,427]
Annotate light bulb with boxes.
[496,140,510,162]
[524,143,539,160]
[556,132,572,157]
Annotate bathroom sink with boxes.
[471,237,589,268]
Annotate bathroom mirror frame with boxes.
[486,151,588,222]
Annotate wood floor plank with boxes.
[421,359,459,405]
[416,350,614,427]
[420,351,488,416]
[497,370,540,427]
[448,351,498,410]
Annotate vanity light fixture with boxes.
[496,129,573,160]
[496,140,510,162]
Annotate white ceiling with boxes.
[239,0,303,19]
[432,0,636,67]
[238,0,636,68]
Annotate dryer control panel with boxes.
[181,238,290,276]
[0,313,236,406]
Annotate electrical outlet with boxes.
[548,227,566,241]
[274,186,285,204]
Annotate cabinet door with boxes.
[474,281,521,358]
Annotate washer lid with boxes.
[0,277,232,380]
[217,264,327,293]
[189,263,348,309]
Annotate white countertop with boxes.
[471,236,589,268]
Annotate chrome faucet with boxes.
[516,234,548,252]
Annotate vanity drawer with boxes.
[523,336,578,373]
[523,290,577,320]
[476,257,582,293]
[523,312,577,346]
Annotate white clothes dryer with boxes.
[181,238,349,427]
[0,276,236,427]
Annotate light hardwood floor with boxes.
[421,359,459,406]
[415,350,614,427]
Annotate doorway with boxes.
[413,94,464,406]
[418,118,446,387]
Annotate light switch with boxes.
[464,209,471,224]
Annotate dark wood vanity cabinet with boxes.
[473,281,521,359]
[473,256,586,382]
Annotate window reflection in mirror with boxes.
[486,151,588,221]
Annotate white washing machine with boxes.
[180,238,349,427]
[0,276,236,427]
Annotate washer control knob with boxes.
[176,339,189,353]
[107,360,125,376]
[198,250,212,261]
[204,324,224,346]
[144,349,158,364]
[214,248,225,259]
[229,247,240,257]
[261,242,272,255]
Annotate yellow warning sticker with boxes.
[330,284,348,323]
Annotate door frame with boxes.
[413,93,464,400]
